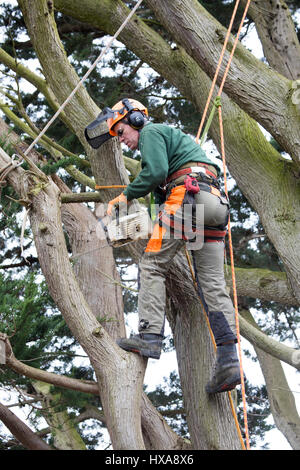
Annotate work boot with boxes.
[206,343,241,394]
[116,333,163,359]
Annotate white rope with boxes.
[20,207,29,261]
[22,0,144,158]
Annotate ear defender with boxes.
[122,98,146,130]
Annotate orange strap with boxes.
[145,185,186,253]
[145,224,167,253]
[163,185,186,216]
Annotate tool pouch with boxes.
[184,175,200,194]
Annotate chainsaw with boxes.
[99,206,153,247]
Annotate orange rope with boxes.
[95,185,127,190]
[218,105,250,450]
[184,247,246,450]
[194,0,252,450]
[195,0,242,144]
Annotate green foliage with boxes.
[0,271,68,369]
[39,156,88,175]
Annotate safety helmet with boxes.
[84,98,148,149]
[107,98,148,136]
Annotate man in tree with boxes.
[85,97,241,394]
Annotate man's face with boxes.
[114,121,140,151]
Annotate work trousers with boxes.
[137,184,237,345]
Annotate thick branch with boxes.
[0,103,95,189]
[0,47,66,121]
[226,266,299,306]
[60,191,103,204]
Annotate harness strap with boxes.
[196,182,222,199]
[159,213,227,242]
[166,163,217,184]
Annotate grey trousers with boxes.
[137,188,237,345]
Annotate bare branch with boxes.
[239,310,300,371]
[0,401,52,450]
[3,335,99,395]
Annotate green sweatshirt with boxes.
[123,122,219,203]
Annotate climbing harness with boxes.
[188,0,252,451]
[166,163,218,184]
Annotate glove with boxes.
[107,192,127,216]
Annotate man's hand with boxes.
[107,192,127,216]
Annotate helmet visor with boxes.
[85,106,127,148]
[84,108,115,149]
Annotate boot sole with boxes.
[117,341,161,360]
[206,374,241,394]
